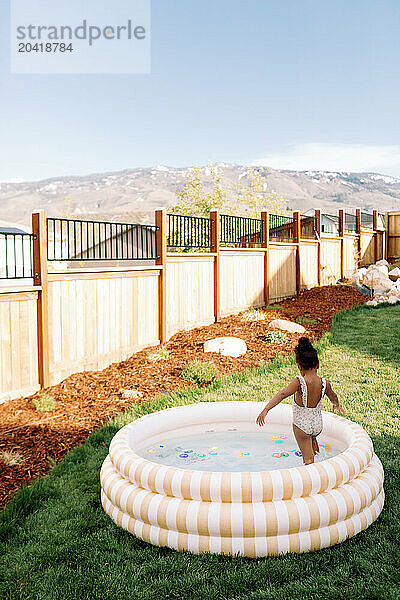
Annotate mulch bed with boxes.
[0,285,366,510]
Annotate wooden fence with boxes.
[0,208,386,402]
[387,211,400,263]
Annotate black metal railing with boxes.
[344,213,357,232]
[167,214,212,249]
[46,218,157,261]
[321,213,340,236]
[0,233,34,279]
[220,214,262,246]
[360,211,374,229]
[269,214,294,240]
[300,215,316,239]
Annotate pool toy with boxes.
[101,401,384,557]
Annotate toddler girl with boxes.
[256,337,345,464]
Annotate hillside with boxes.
[0,164,399,226]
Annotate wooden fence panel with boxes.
[387,212,400,262]
[360,231,375,267]
[219,250,265,316]
[343,235,358,276]
[268,245,297,301]
[376,232,384,262]
[320,238,342,284]
[47,271,159,386]
[299,242,318,290]
[0,289,40,403]
[165,255,214,339]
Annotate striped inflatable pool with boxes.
[100,401,384,557]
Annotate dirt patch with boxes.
[0,285,366,509]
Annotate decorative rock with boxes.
[119,389,143,402]
[366,300,378,307]
[204,337,247,358]
[375,259,390,268]
[373,284,391,295]
[388,296,400,304]
[389,267,400,280]
[269,319,306,334]
[363,266,392,291]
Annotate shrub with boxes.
[265,331,288,344]
[147,346,171,362]
[296,316,317,326]
[241,309,266,322]
[0,451,25,466]
[33,394,56,412]
[181,360,218,385]
[264,304,285,311]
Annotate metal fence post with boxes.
[155,210,167,344]
[210,210,220,322]
[32,210,50,389]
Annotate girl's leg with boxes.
[293,424,314,465]
[312,437,319,455]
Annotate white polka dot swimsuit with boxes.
[292,375,326,437]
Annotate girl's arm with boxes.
[256,378,299,426]
[325,381,346,415]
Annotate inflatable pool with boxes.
[100,401,384,557]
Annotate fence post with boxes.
[356,208,361,268]
[261,211,269,306]
[315,209,321,285]
[373,209,378,263]
[32,210,50,389]
[293,211,301,296]
[384,212,389,262]
[210,210,220,322]
[155,210,167,344]
[339,209,344,280]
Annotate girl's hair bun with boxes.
[294,337,318,370]
[297,337,312,348]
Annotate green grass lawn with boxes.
[1,304,400,600]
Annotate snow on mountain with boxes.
[0,164,399,226]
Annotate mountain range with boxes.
[0,164,399,227]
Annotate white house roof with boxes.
[0,220,31,234]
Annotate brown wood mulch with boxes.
[0,285,366,510]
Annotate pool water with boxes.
[137,430,340,472]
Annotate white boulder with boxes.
[375,259,390,268]
[349,270,365,285]
[388,296,400,304]
[373,284,392,295]
[204,337,247,358]
[366,300,378,307]
[363,266,392,291]
[389,267,400,279]
[269,319,306,334]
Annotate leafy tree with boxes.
[231,170,285,218]
[169,166,285,217]
[170,166,224,216]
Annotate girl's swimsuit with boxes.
[292,375,326,437]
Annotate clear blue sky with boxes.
[1,0,400,181]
